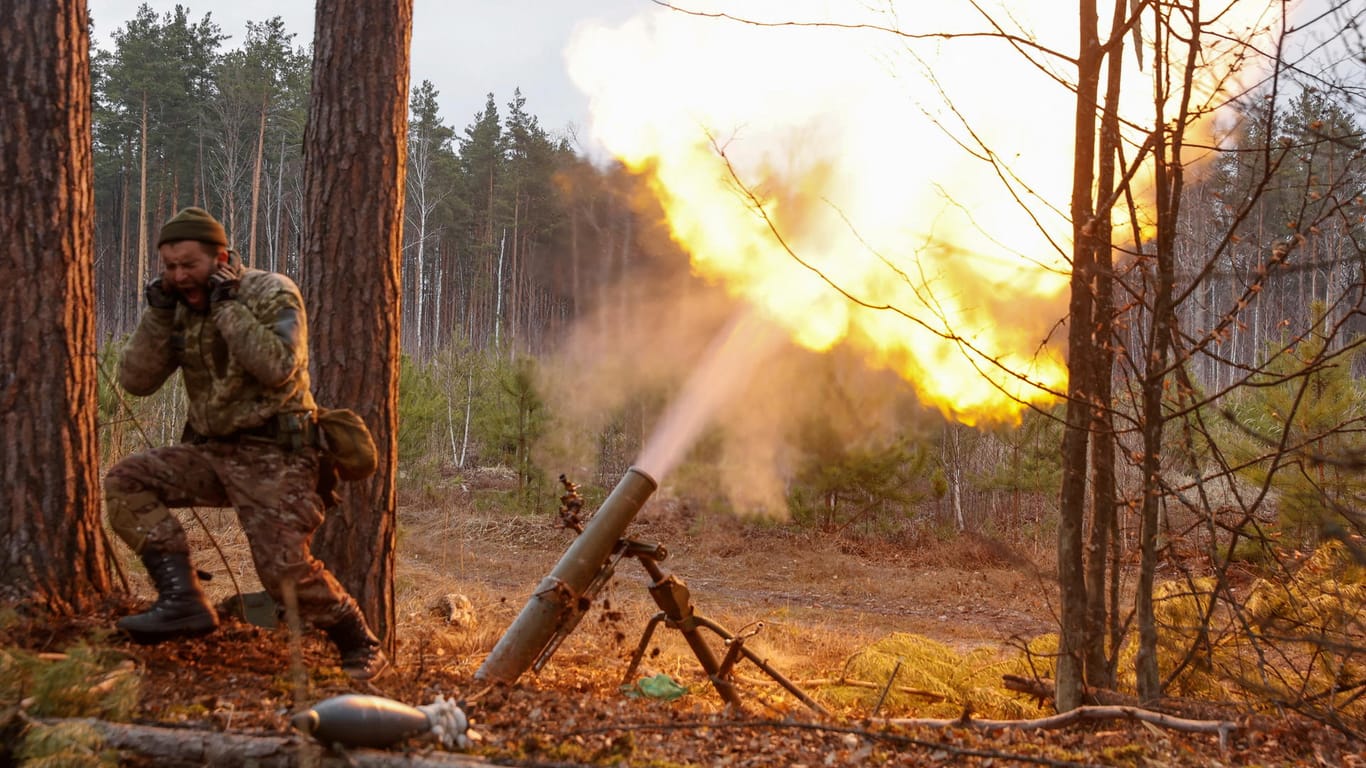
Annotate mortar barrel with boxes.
[476,466,658,684]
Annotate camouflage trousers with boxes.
[104,439,357,627]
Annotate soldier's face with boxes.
[159,241,222,310]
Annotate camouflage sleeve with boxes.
[210,274,305,388]
[118,307,179,396]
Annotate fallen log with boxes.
[1001,674,1142,708]
[44,718,488,768]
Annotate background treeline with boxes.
[92,5,613,356]
[91,5,1366,554]
[92,5,661,499]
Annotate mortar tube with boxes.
[476,466,658,684]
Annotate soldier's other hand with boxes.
[208,261,243,304]
[145,278,179,310]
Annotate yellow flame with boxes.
[567,1,1278,425]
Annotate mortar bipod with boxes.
[620,543,830,717]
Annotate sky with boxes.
[86,0,650,155]
[85,0,1355,160]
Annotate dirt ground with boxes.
[6,483,1361,767]
[406,492,1060,669]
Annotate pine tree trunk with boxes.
[248,97,268,268]
[119,146,132,331]
[508,202,519,357]
[197,121,205,207]
[271,134,286,272]
[138,92,148,290]
[301,0,412,647]
[494,227,506,349]
[0,0,111,611]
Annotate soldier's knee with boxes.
[104,470,142,499]
[106,485,169,553]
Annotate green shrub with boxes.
[1,643,139,767]
[1219,312,1366,541]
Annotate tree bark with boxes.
[0,0,110,612]
[138,93,148,288]
[1084,0,1128,692]
[300,0,412,649]
[119,143,132,331]
[1055,0,1103,713]
[248,97,268,267]
[50,718,485,768]
[1136,2,1196,701]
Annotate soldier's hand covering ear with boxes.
[208,261,244,304]
[144,278,179,310]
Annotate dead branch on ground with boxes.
[40,718,484,768]
[879,704,1239,752]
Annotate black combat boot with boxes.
[323,610,390,681]
[117,550,219,643]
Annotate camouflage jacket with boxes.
[120,268,318,438]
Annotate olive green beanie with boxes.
[157,206,228,248]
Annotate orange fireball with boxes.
[568,0,1278,425]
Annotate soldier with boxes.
[105,206,388,681]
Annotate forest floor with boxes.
[6,473,1363,766]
